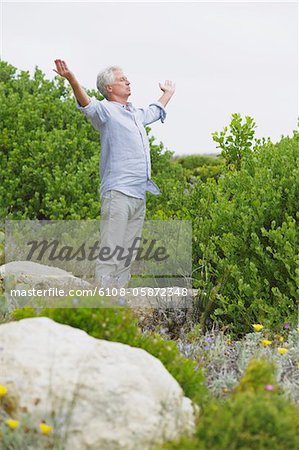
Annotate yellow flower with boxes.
[260,339,272,347]
[252,324,264,332]
[0,384,8,397]
[39,423,53,434]
[5,419,19,429]
[278,336,284,342]
[296,328,299,332]
[297,363,299,369]
[277,347,288,355]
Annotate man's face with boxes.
[107,69,131,99]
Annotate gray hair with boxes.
[96,65,122,99]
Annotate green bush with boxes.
[0,60,184,220]
[189,123,299,336]
[12,307,208,406]
[195,391,299,450]
[145,136,190,219]
[234,358,277,394]
[175,154,222,171]
[212,113,256,171]
[161,359,299,450]
[174,154,224,183]
[0,61,101,219]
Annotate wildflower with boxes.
[265,384,274,391]
[222,387,229,393]
[252,324,264,332]
[277,347,288,355]
[283,323,290,329]
[260,339,272,347]
[296,328,299,332]
[0,384,8,397]
[39,423,53,434]
[297,363,299,369]
[5,419,19,429]
[278,336,284,342]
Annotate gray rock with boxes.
[0,317,197,449]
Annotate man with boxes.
[53,59,175,291]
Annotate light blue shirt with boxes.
[76,97,166,199]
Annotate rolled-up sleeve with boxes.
[138,101,167,126]
[76,96,109,130]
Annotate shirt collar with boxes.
[110,101,132,108]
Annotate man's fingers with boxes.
[159,80,175,92]
[54,60,62,71]
[54,59,67,71]
[54,59,71,78]
[61,60,69,70]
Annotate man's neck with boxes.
[108,95,129,105]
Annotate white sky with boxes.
[1,1,298,155]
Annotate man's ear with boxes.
[106,85,112,93]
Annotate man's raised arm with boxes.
[158,80,176,108]
[53,59,90,107]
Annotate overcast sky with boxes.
[1,1,298,155]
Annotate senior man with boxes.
[53,59,175,290]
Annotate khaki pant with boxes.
[95,190,146,288]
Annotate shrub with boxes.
[234,357,277,394]
[178,327,299,403]
[161,359,299,450]
[0,60,183,220]
[194,390,299,450]
[174,154,224,183]
[190,125,298,335]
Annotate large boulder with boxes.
[0,317,197,449]
[0,260,92,290]
[0,261,93,309]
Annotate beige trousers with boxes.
[95,190,146,289]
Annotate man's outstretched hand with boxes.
[158,80,175,108]
[53,59,74,82]
[159,80,176,95]
[53,59,90,107]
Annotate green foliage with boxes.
[195,391,299,450]
[190,129,299,335]
[146,135,190,219]
[0,61,102,219]
[0,61,180,220]
[12,307,208,406]
[161,359,299,450]
[174,154,221,170]
[174,154,224,183]
[233,358,277,394]
[212,113,257,170]
[191,163,223,182]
